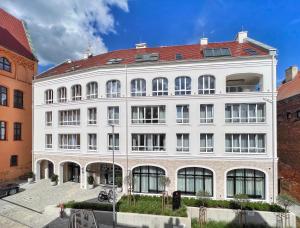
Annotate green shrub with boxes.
[191,218,272,228]
[87,176,94,185]
[50,174,58,182]
[64,201,113,211]
[182,197,285,212]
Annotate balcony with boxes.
[226,73,263,93]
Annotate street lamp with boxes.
[110,123,116,228]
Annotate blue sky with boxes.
[34,0,300,85]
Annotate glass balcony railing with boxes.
[226,85,260,93]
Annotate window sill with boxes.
[131,123,167,126]
[199,123,215,126]
[87,124,98,127]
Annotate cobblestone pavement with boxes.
[0,179,104,227]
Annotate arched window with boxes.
[177,167,213,196]
[175,76,191,95]
[57,87,67,103]
[227,169,265,199]
[152,77,168,96]
[198,75,215,94]
[86,82,98,99]
[131,79,146,96]
[45,89,53,104]
[106,80,121,98]
[71,85,82,101]
[133,166,165,193]
[0,57,11,72]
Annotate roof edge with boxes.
[21,20,38,61]
[246,37,277,54]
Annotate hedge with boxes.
[182,197,285,212]
[63,201,113,211]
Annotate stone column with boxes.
[44,160,49,179]
[58,163,64,185]
[35,160,41,181]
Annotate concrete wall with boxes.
[188,207,296,228]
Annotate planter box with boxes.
[188,207,297,228]
[28,178,34,184]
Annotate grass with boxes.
[117,195,187,217]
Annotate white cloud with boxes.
[0,0,129,65]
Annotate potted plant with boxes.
[27,171,35,184]
[87,176,94,189]
[50,174,58,186]
[115,176,122,192]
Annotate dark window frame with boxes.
[0,121,7,140]
[226,169,265,199]
[13,122,22,141]
[14,90,23,109]
[177,167,213,196]
[0,57,12,72]
[10,155,18,167]
[132,166,165,193]
[0,85,8,106]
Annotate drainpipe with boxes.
[125,64,129,193]
[271,52,276,203]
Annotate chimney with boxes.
[135,43,147,49]
[83,51,93,59]
[200,37,208,45]
[285,66,298,82]
[236,31,248,43]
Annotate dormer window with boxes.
[175,53,183,60]
[135,53,159,62]
[106,58,123,64]
[0,57,11,72]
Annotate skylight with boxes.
[135,53,159,62]
[203,48,231,58]
[106,58,123,64]
[244,48,258,55]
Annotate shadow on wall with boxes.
[164,217,184,228]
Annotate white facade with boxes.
[33,37,278,202]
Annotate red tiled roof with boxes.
[277,72,300,101]
[38,40,269,78]
[0,8,36,61]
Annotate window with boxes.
[287,112,292,119]
[45,112,52,126]
[71,85,82,101]
[152,77,168,96]
[175,53,183,60]
[88,108,97,125]
[244,48,258,56]
[88,134,97,151]
[177,167,213,196]
[203,48,231,58]
[108,133,119,151]
[14,90,23,108]
[58,134,80,150]
[57,87,67,103]
[0,121,6,140]
[131,79,146,96]
[106,58,123,64]
[108,106,119,125]
[175,76,191,95]
[133,166,165,193]
[132,134,166,151]
[176,105,189,123]
[86,82,98,99]
[14,122,22,140]
[0,86,8,106]
[131,106,165,124]
[200,134,214,152]
[10,155,18,167]
[225,134,265,153]
[58,109,80,125]
[297,111,300,119]
[176,134,189,152]
[227,169,265,199]
[106,80,121,98]
[44,89,53,104]
[135,53,159,62]
[200,104,214,123]
[45,134,52,149]
[198,75,215,94]
[0,57,11,72]
[225,103,266,123]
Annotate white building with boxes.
[33,31,278,202]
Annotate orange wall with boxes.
[0,46,37,182]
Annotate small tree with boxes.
[277,194,297,228]
[196,191,210,226]
[124,171,135,205]
[159,176,171,210]
[234,194,249,227]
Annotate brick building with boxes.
[0,8,38,181]
[277,66,300,201]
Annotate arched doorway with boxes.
[36,159,54,180]
[86,162,123,186]
[60,161,81,183]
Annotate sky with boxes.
[1,0,300,85]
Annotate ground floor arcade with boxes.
[33,154,278,203]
